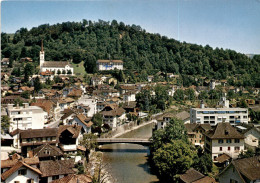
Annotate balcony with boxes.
[59,144,77,151]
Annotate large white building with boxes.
[190,98,248,126]
[6,103,47,132]
[96,60,123,71]
[39,41,74,75]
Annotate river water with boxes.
[99,123,159,183]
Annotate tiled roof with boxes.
[205,122,244,139]
[58,125,82,138]
[1,161,42,181]
[179,168,204,183]
[215,153,231,164]
[20,128,57,139]
[42,61,71,68]
[31,99,54,114]
[1,157,39,168]
[50,174,92,183]
[232,156,260,181]
[101,107,125,117]
[32,143,63,158]
[39,159,75,177]
[68,89,82,97]
[61,109,75,120]
[175,111,190,120]
[121,102,137,109]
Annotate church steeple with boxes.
[39,40,45,70]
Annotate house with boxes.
[70,114,93,134]
[19,128,58,157]
[6,103,47,132]
[1,58,10,67]
[50,174,92,183]
[147,75,154,82]
[121,102,137,113]
[91,77,103,87]
[204,123,245,161]
[39,41,73,75]
[119,85,136,95]
[218,156,260,183]
[100,105,126,129]
[39,159,75,183]
[175,111,190,124]
[184,124,212,147]
[30,143,64,161]
[58,125,83,155]
[179,168,216,183]
[67,89,82,99]
[58,98,75,111]
[154,113,175,130]
[76,104,90,116]
[31,99,61,122]
[61,109,76,125]
[1,161,42,183]
[123,91,136,102]
[236,126,260,151]
[96,59,123,71]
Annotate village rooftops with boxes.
[180,168,216,183]
[97,59,123,63]
[1,157,39,168]
[39,159,75,177]
[58,125,82,138]
[42,61,71,68]
[205,122,244,139]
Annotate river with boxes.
[99,123,159,183]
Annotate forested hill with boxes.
[1,19,260,85]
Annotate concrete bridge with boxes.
[97,138,151,146]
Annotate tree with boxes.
[173,89,184,101]
[21,91,30,99]
[62,69,66,75]
[118,70,125,83]
[153,140,195,182]
[34,76,42,93]
[193,152,213,175]
[92,113,103,134]
[185,88,195,101]
[80,133,98,161]
[57,69,61,75]
[24,63,34,82]
[67,69,72,75]
[1,116,11,133]
[239,148,255,158]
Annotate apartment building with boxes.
[7,103,47,132]
[190,98,248,126]
[96,60,123,71]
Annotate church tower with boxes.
[39,40,45,69]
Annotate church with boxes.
[39,41,74,75]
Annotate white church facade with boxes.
[39,41,74,75]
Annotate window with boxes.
[18,169,27,175]
[226,139,232,143]
[235,147,240,151]
[243,116,247,119]
[52,175,59,180]
[14,181,20,183]
[230,179,238,183]
[218,139,223,144]
[27,179,34,183]
[220,147,222,151]
[235,139,240,143]
[228,147,231,151]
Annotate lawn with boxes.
[72,61,87,76]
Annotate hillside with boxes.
[1,19,260,87]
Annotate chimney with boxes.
[200,100,205,109]
[23,103,29,108]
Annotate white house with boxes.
[39,41,73,75]
[123,92,136,102]
[77,96,97,117]
[96,60,123,71]
[69,114,93,134]
[6,103,47,132]
[204,122,245,161]
[1,161,42,183]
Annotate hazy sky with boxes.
[1,0,260,54]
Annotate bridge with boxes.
[97,138,151,146]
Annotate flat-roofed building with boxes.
[6,103,47,132]
[96,60,123,71]
[190,107,248,126]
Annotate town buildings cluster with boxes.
[1,45,260,183]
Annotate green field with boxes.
[72,61,87,76]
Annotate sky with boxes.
[1,0,260,54]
